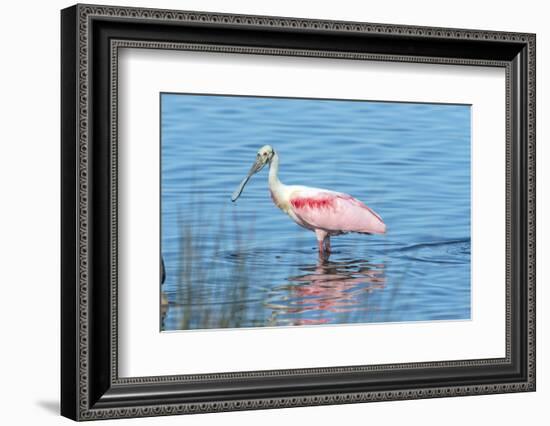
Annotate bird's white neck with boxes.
[268,152,286,207]
[268,152,282,187]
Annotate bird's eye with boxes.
[263,152,267,156]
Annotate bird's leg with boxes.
[317,240,325,256]
[324,237,331,254]
[315,229,329,259]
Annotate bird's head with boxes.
[256,145,275,166]
[231,145,275,202]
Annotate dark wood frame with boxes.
[61,3,536,421]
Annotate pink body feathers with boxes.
[289,192,386,236]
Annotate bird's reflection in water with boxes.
[265,257,386,326]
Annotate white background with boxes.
[0,0,547,425]
[119,50,505,376]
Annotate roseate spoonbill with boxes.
[231,145,386,256]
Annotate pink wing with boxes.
[290,191,386,235]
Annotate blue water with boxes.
[161,93,471,331]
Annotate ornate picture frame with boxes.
[61,4,535,421]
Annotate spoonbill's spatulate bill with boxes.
[232,145,386,256]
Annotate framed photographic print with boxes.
[61,3,536,421]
